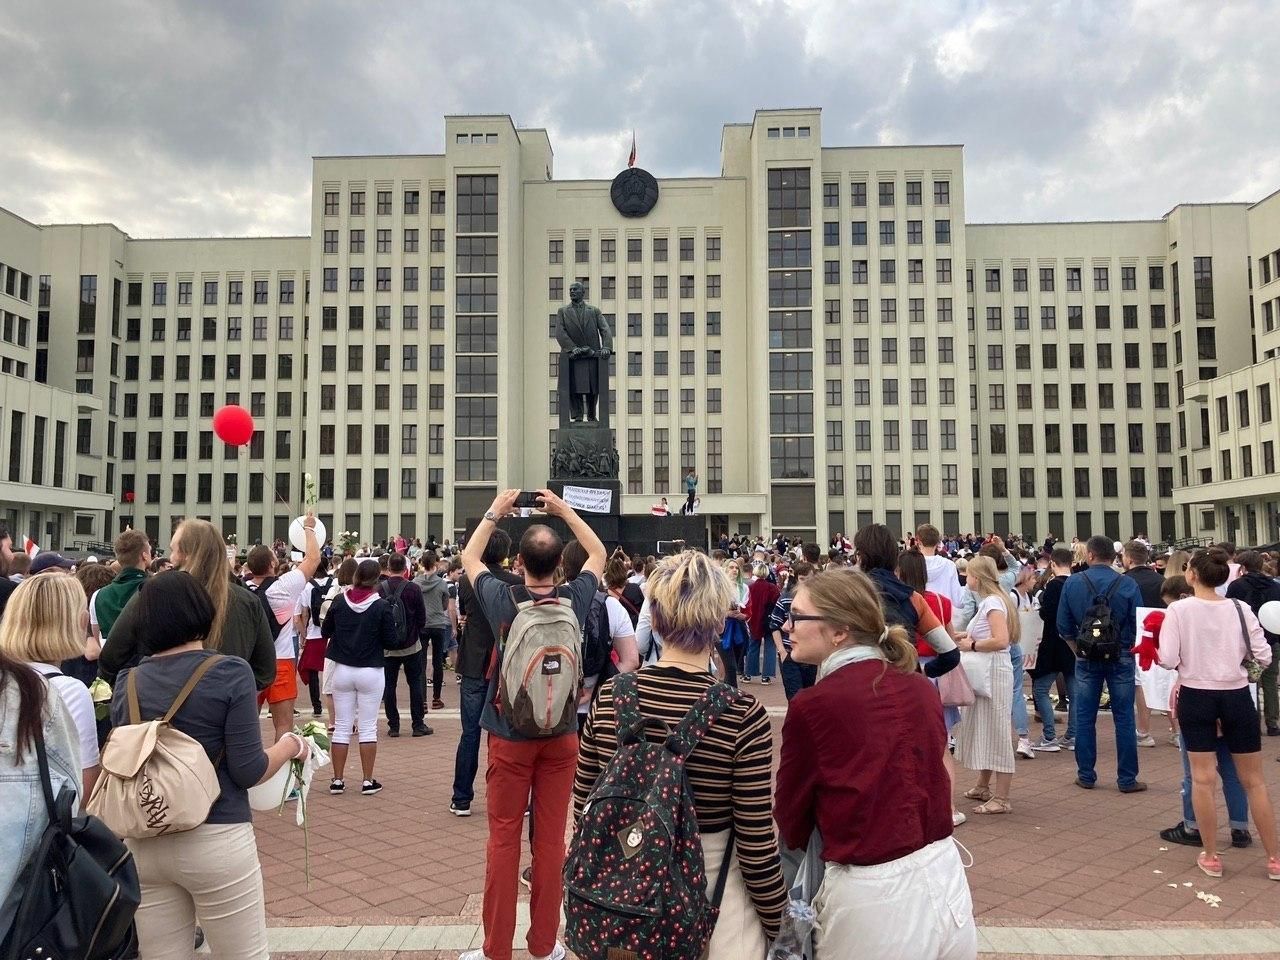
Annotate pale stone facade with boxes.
[0,108,1275,550]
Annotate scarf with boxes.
[93,567,148,640]
[816,636,886,682]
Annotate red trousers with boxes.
[482,732,579,960]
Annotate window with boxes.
[1093,266,1109,291]
[1149,265,1164,290]
[878,182,894,206]
[934,220,950,243]
[1194,256,1214,318]
[429,190,445,214]
[350,190,365,215]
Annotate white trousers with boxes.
[701,828,768,960]
[814,838,976,960]
[330,663,384,744]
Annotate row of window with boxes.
[1215,383,1274,432]
[548,275,721,301]
[826,462,960,497]
[549,236,723,264]
[980,381,1173,413]
[0,412,67,487]
[1217,443,1277,481]
[323,228,437,255]
[1,311,31,346]
[322,189,441,216]
[819,180,951,208]
[623,428,724,495]
[0,263,33,302]
[116,315,297,343]
[1257,248,1280,286]
[976,264,1165,293]
[972,302,1168,331]
[974,465,1176,500]
[116,353,295,382]
[321,266,435,293]
[980,341,1167,373]
[823,219,952,246]
[125,279,293,308]
[984,422,1161,456]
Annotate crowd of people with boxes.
[2,510,1280,959]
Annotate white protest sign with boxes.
[562,485,613,514]
[1136,606,1177,711]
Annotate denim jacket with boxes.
[0,677,82,943]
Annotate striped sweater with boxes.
[573,665,787,937]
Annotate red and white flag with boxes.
[23,536,39,558]
[627,131,636,168]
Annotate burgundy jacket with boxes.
[775,658,952,865]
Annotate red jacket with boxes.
[746,578,780,641]
[775,659,952,866]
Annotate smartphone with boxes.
[515,491,543,510]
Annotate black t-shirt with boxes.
[456,564,521,679]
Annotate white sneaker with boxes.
[532,945,567,960]
[1016,738,1036,759]
[952,809,967,827]
[1136,733,1157,748]
[457,951,495,960]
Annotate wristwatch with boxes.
[483,510,499,523]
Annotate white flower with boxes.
[304,472,313,483]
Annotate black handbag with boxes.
[0,725,140,960]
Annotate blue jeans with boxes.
[780,655,816,700]
[451,675,489,806]
[1180,737,1249,831]
[1073,656,1139,788]
[1009,643,1029,737]
[1031,671,1077,742]
[743,635,777,679]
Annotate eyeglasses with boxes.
[786,611,833,626]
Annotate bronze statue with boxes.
[555,281,613,423]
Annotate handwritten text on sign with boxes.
[562,485,613,514]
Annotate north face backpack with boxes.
[377,579,414,650]
[1074,573,1125,662]
[1,725,140,960]
[86,656,223,839]
[498,585,582,737]
[564,672,742,960]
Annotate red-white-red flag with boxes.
[24,536,39,558]
[627,131,636,168]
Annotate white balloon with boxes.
[289,516,327,553]
[1258,600,1280,635]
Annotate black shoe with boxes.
[450,801,472,817]
[1159,822,1201,846]
[412,725,433,737]
[361,779,383,795]
[1118,781,1148,794]
[1074,777,1095,790]
[520,866,532,889]
[329,779,345,795]
[387,728,400,738]
[1268,723,1280,737]
[760,677,772,685]
[1232,828,1253,848]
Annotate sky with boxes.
[2,0,1278,238]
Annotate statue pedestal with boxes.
[551,423,620,517]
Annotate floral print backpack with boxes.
[564,671,741,960]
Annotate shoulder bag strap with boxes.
[162,655,224,723]
[32,723,64,830]
[612,671,655,745]
[126,667,142,725]
[667,682,742,759]
[1231,599,1252,663]
[710,827,736,908]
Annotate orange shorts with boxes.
[259,658,298,706]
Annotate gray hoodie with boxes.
[414,572,451,629]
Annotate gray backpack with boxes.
[499,586,582,737]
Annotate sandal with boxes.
[963,786,992,801]
[972,797,1012,815]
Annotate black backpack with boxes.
[250,575,285,641]
[308,576,334,628]
[377,579,413,650]
[579,592,615,690]
[1075,573,1124,662]
[0,725,140,960]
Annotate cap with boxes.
[30,552,75,574]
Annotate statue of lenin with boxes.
[555,281,613,423]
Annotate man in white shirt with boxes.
[245,515,321,739]
[917,523,963,607]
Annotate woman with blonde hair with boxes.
[953,556,1019,814]
[775,567,975,959]
[0,575,101,798]
[99,519,276,691]
[1166,550,1191,580]
[1070,542,1089,573]
[573,551,787,958]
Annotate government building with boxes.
[2,108,1278,552]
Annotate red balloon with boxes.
[212,405,255,446]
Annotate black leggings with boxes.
[1177,686,1261,754]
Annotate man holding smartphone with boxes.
[460,488,606,960]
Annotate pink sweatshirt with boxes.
[1157,596,1272,690]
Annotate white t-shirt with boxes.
[604,595,634,643]
[33,662,99,770]
[265,569,309,659]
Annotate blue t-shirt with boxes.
[475,570,600,740]
[685,474,697,493]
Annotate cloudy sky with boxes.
[2,0,1277,238]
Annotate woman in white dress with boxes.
[952,556,1019,814]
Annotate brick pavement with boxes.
[244,677,1280,958]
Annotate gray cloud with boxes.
[2,0,1277,236]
